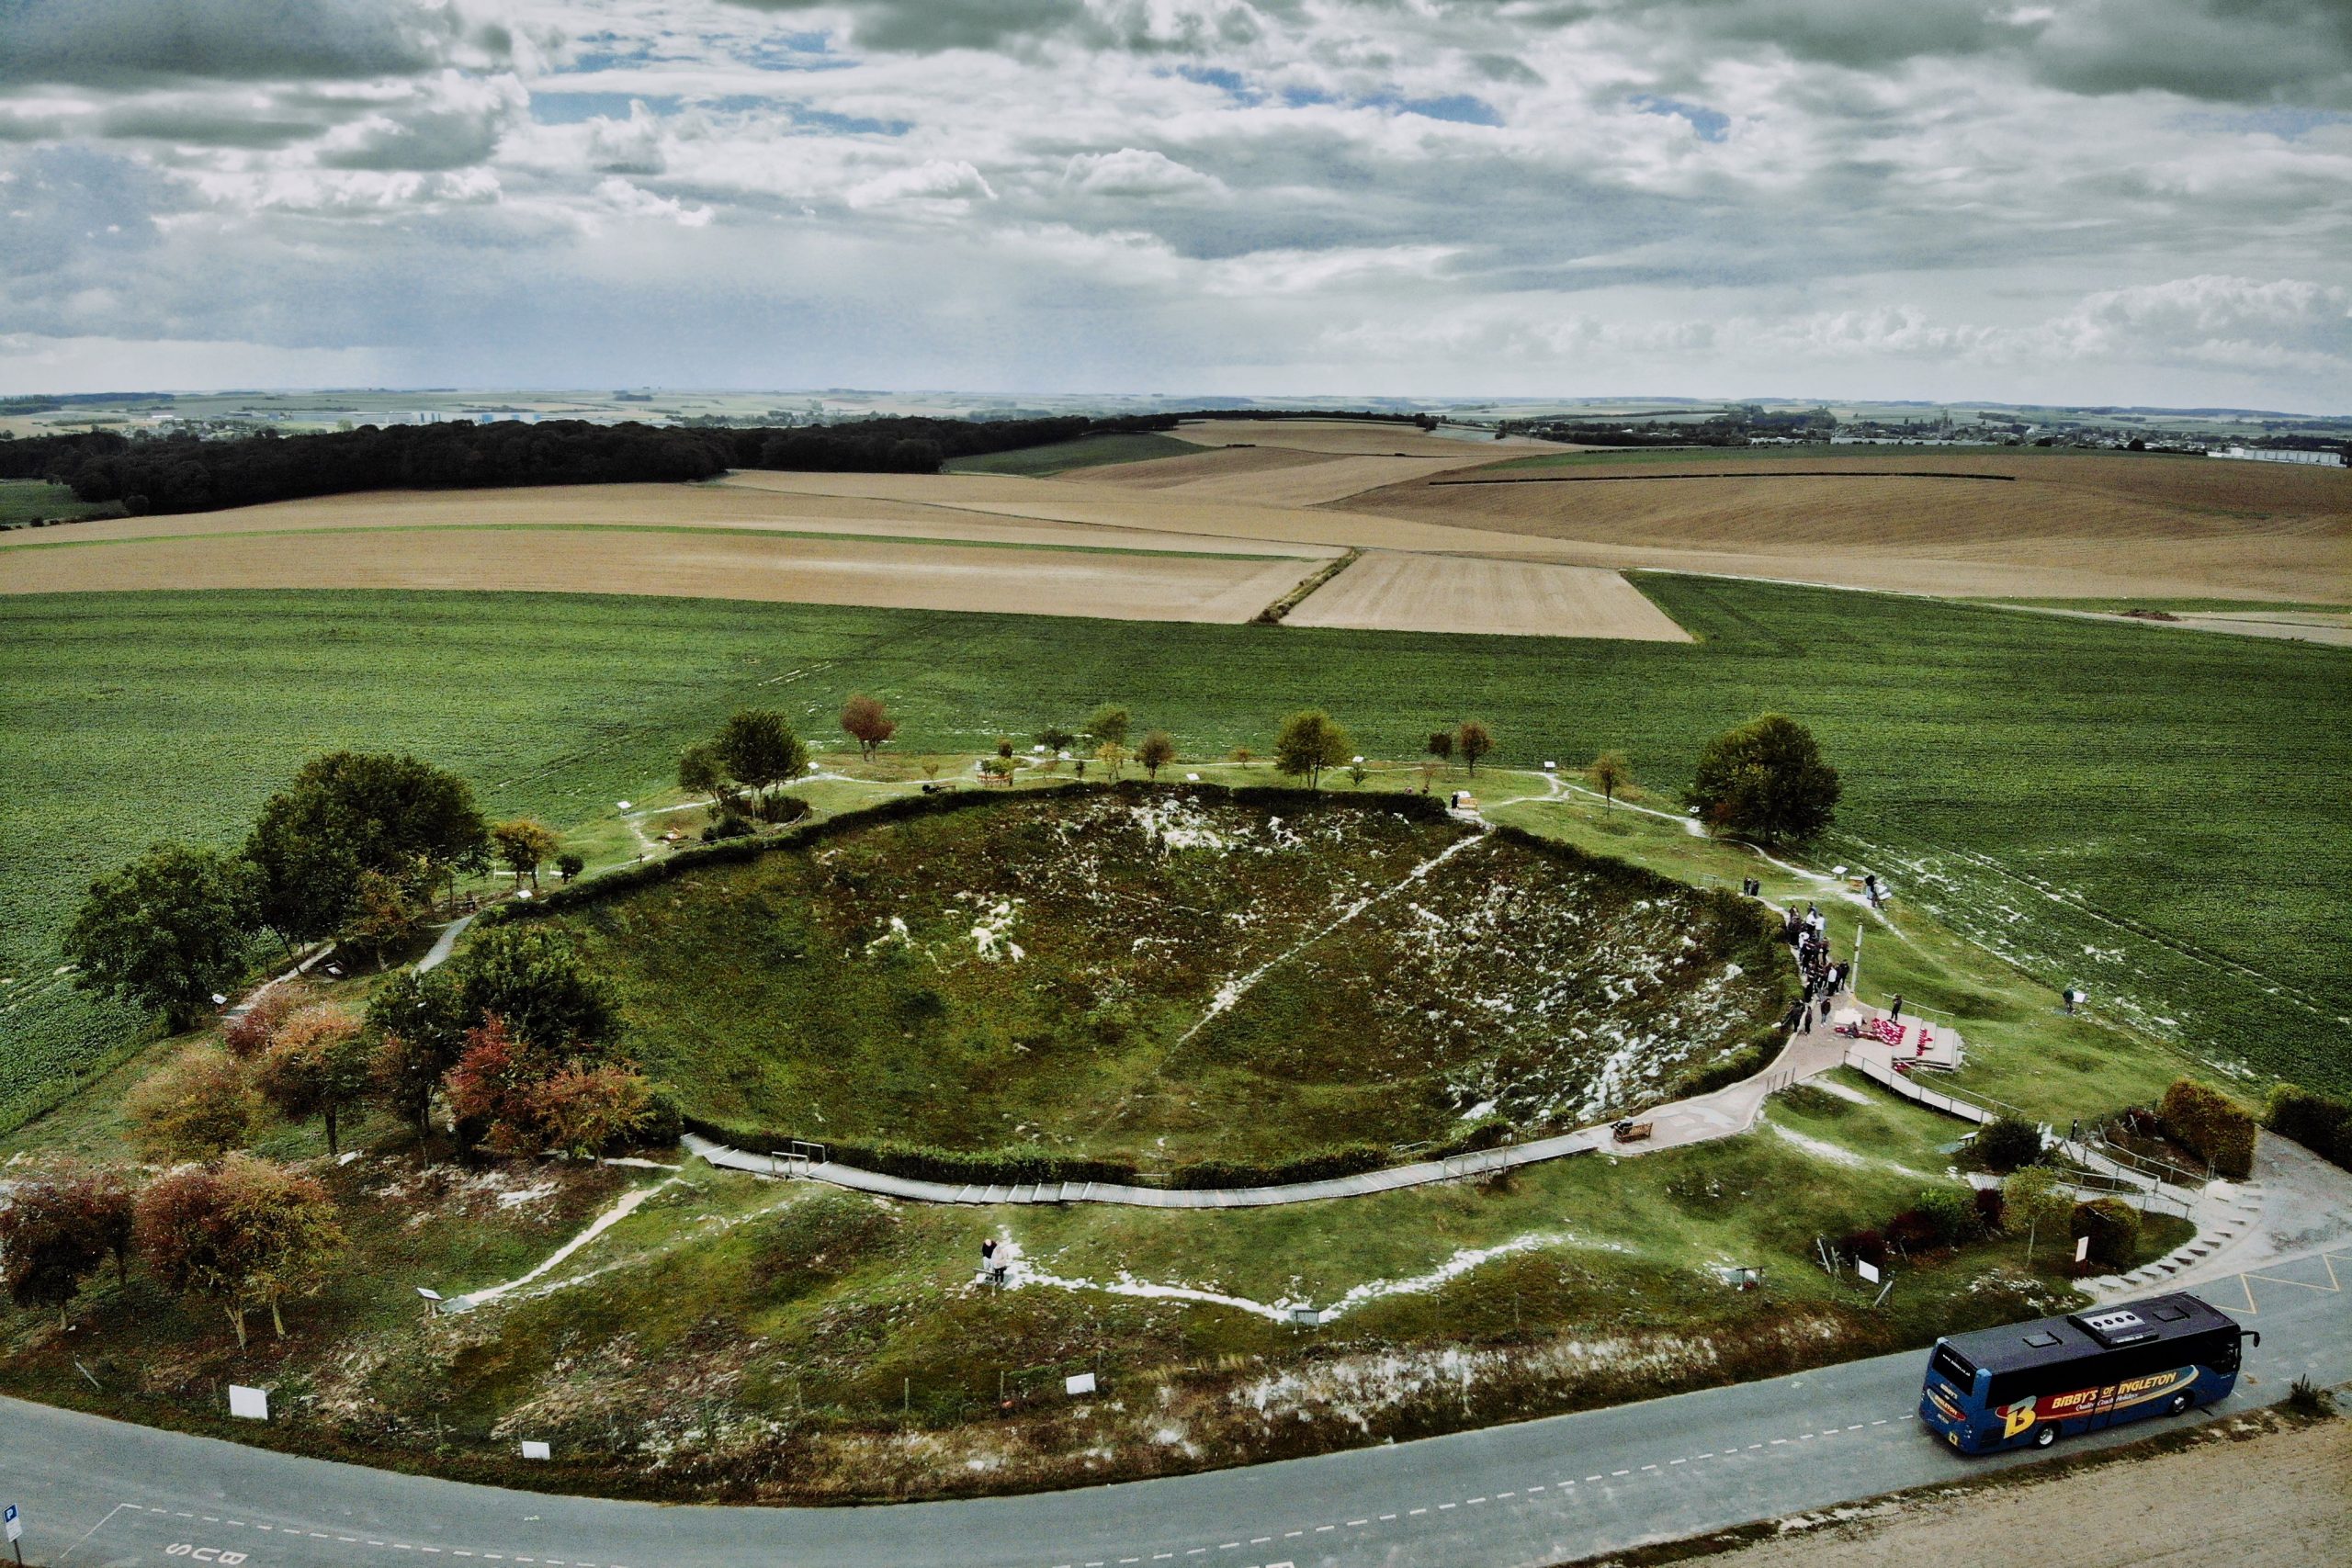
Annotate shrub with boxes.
[1906,1186,1982,1247]
[2072,1197,2141,1269]
[1972,1184,2007,1235]
[1972,1115,2045,1173]
[220,981,311,1059]
[1839,1227,1889,1266]
[2158,1078,2256,1179]
[2263,1083,2351,1170]
[702,810,754,842]
[126,1048,260,1163]
[555,852,585,883]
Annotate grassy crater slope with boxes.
[1,575,2344,1123]
[557,788,1786,1167]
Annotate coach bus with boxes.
[1917,1293,2256,1454]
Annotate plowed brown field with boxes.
[1281,550,1691,640]
[1345,451,2352,602]
[1163,416,1547,457]
[1071,445,1483,506]
[0,525,1322,624]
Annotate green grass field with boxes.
[0,479,124,525]
[943,430,1200,476]
[3,577,2345,1125]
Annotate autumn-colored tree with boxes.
[365,968,468,1145]
[841,694,898,760]
[491,818,561,889]
[0,1164,133,1326]
[135,1156,343,1345]
[221,980,312,1060]
[443,1014,533,1158]
[1426,729,1453,766]
[347,867,424,965]
[254,1003,373,1156]
[528,1063,658,1159]
[126,1048,260,1164]
[1418,759,1442,794]
[1095,740,1126,780]
[1588,750,1634,812]
[1136,730,1177,781]
[1454,719,1494,775]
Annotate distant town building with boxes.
[2210,446,2345,467]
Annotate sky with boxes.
[3,0,2350,408]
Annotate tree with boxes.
[491,818,561,888]
[254,1004,373,1156]
[245,752,489,942]
[222,980,311,1060]
[451,924,618,1052]
[126,1048,260,1164]
[1273,709,1353,789]
[556,852,584,883]
[366,964,470,1147]
[1095,740,1126,780]
[712,709,808,816]
[1086,703,1131,749]
[1972,1115,2045,1174]
[2002,1167,2075,1257]
[345,868,424,966]
[528,1062,658,1159]
[1426,729,1453,767]
[1683,714,1842,843]
[0,1165,130,1327]
[135,1156,343,1346]
[841,694,897,760]
[1454,719,1494,775]
[1346,761,1369,787]
[1588,750,1634,812]
[676,740,726,803]
[62,844,259,1029]
[1136,730,1177,781]
[1035,724,1077,755]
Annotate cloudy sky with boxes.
[3,0,2349,407]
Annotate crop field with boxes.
[1165,417,1544,457]
[943,430,1200,476]
[0,479,122,525]
[1347,449,2352,602]
[555,790,1783,1166]
[1283,550,1692,639]
[0,524,1323,624]
[1,575,2344,1124]
[1078,445,1485,506]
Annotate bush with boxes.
[1972,1184,2007,1235]
[1839,1226,1889,1266]
[2264,1083,2351,1170]
[2158,1078,2256,1179]
[1906,1185,1983,1247]
[702,810,754,842]
[220,981,311,1060]
[1971,1115,2045,1173]
[125,1048,259,1163]
[2072,1197,2141,1269]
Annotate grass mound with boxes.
[551,786,1788,1171]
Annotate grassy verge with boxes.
[0,478,124,525]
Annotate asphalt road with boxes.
[6,1250,2345,1568]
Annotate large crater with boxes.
[555,788,1790,1169]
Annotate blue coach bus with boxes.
[1918,1293,2256,1454]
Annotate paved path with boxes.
[416,913,478,974]
[7,1247,2346,1568]
[684,1020,1852,1209]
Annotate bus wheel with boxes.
[2167,1392,2192,1416]
[2032,1426,2057,1449]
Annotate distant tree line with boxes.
[0,412,1182,518]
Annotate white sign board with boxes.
[227,1384,269,1421]
[2075,1235,2091,1263]
[520,1439,552,1461]
[1064,1371,1097,1396]
[1857,1259,1881,1284]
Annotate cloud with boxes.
[844,156,996,209]
[1060,147,1223,197]
[315,71,525,170]
[0,0,499,88]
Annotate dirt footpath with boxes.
[1688,1416,2349,1568]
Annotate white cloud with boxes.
[1060,147,1224,198]
[843,157,995,209]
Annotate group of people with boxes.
[1781,903,1847,1034]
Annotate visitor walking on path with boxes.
[1889,993,1904,1023]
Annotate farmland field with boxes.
[943,430,1199,476]
[0,479,122,525]
[1283,550,1691,639]
[1,578,2345,1125]
[552,788,1784,1166]
[0,523,1322,624]
[1347,448,2352,602]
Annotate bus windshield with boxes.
[1928,1344,1974,1388]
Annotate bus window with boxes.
[1929,1345,1975,1388]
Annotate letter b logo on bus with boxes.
[2001,1399,2038,1440]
